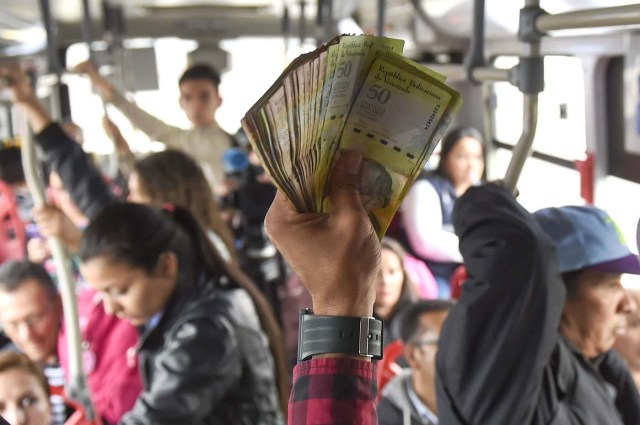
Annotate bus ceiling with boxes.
[1,1,640,56]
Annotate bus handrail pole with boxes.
[502,0,543,193]
[36,0,96,419]
[504,94,538,191]
[378,0,386,37]
[19,114,95,419]
[537,4,640,33]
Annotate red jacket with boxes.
[58,286,142,424]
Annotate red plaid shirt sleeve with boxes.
[289,358,378,425]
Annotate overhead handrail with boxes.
[536,4,640,33]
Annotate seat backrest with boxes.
[376,340,405,401]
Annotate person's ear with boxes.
[404,344,419,369]
[156,252,178,280]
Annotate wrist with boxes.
[312,294,374,318]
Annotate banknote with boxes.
[241,34,462,239]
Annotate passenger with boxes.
[613,289,640,388]
[78,202,287,424]
[436,186,640,424]
[377,300,453,425]
[400,126,484,297]
[130,149,237,263]
[0,261,66,425]
[76,61,236,193]
[375,238,417,346]
[266,151,381,425]
[0,352,51,425]
[0,260,142,425]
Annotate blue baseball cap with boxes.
[534,206,640,275]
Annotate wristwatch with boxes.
[297,308,384,362]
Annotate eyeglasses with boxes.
[411,336,439,347]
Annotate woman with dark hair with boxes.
[129,149,237,263]
[375,237,418,346]
[400,126,485,298]
[1,66,289,424]
[78,202,287,425]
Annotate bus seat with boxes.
[376,340,405,401]
[63,397,104,425]
[451,265,468,300]
[0,180,26,263]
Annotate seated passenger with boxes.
[0,352,51,425]
[76,61,236,193]
[614,289,640,388]
[436,187,640,424]
[0,261,141,425]
[375,238,418,346]
[78,202,287,424]
[400,127,485,297]
[377,300,452,425]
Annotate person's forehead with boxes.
[0,280,52,318]
[0,368,41,399]
[179,79,218,94]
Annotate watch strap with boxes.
[297,309,383,362]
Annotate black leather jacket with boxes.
[123,274,283,425]
[35,123,283,425]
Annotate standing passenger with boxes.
[436,186,640,424]
[76,61,236,193]
[78,203,286,424]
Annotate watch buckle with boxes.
[358,317,373,357]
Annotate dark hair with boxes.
[398,299,454,344]
[179,64,221,89]
[377,237,418,318]
[435,126,485,178]
[0,351,50,398]
[0,261,57,301]
[0,147,25,185]
[78,203,290,415]
[134,149,236,261]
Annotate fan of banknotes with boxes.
[241,34,462,238]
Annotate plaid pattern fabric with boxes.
[289,358,378,425]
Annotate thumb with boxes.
[329,150,365,219]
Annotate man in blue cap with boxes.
[436,184,640,425]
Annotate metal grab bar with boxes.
[537,4,640,33]
[503,94,539,192]
[18,115,95,419]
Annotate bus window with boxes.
[493,55,587,161]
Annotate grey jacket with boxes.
[436,185,640,425]
[378,370,437,425]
